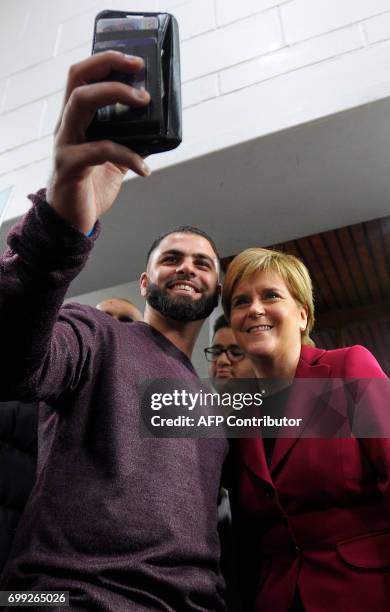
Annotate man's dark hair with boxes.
[146,226,220,266]
[213,314,229,337]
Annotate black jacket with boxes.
[0,402,38,573]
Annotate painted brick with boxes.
[158,0,192,9]
[4,44,90,112]
[174,0,216,41]
[40,92,63,137]
[365,10,390,44]
[56,10,96,56]
[0,101,44,154]
[0,137,52,177]
[0,80,7,113]
[220,26,362,94]
[216,0,290,27]
[180,38,390,164]
[2,1,30,41]
[93,0,158,15]
[182,74,218,108]
[0,28,57,80]
[25,0,98,31]
[181,9,283,81]
[281,0,390,44]
[0,158,52,222]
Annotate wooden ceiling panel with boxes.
[294,236,337,311]
[321,229,360,306]
[351,223,383,301]
[365,219,389,295]
[382,217,390,264]
[334,226,370,306]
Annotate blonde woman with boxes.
[223,248,390,612]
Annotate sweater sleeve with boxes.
[0,190,101,402]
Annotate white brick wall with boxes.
[220,26,362,94]
[2,1,390,224]
[215,0,290,27]
[0,29,58,80]
[181,10,284,81]
[157,0,190,9]
[4,45,90,112]
[0,81,7,113]
[0,102,44,153]
[281,0,390,44]
[365,11,390,44]
[56,10,97,56]
[182,75,219,108]
[0,137,52,176]
[0,158,52,219]
[40,93,63,137]
[173,0,216,41]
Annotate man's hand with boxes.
[46,52,151,234]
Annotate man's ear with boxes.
[140,272,148,297]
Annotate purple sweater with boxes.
[0,195,228,611]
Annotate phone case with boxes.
[86,10,182,155]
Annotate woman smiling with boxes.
[222,248,390,612]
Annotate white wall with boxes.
[2,0,390,221]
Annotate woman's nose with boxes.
[248,299,265,318]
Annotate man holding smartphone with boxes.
[0,52,227,611]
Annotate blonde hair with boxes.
[222,248,315,346]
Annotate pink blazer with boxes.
[230,345,390,612]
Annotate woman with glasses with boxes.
[205,315,254,388]
[222,247,390,612]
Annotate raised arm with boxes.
[0,52,151,400]
[47,51,151,232]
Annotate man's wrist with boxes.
[26,189,101,247]
[85,225,96,238]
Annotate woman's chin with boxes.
[246,341,275,360]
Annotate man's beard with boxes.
[146,281,219,322]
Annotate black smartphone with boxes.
[86,10,182,155]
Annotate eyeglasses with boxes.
[204,346,246,363]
